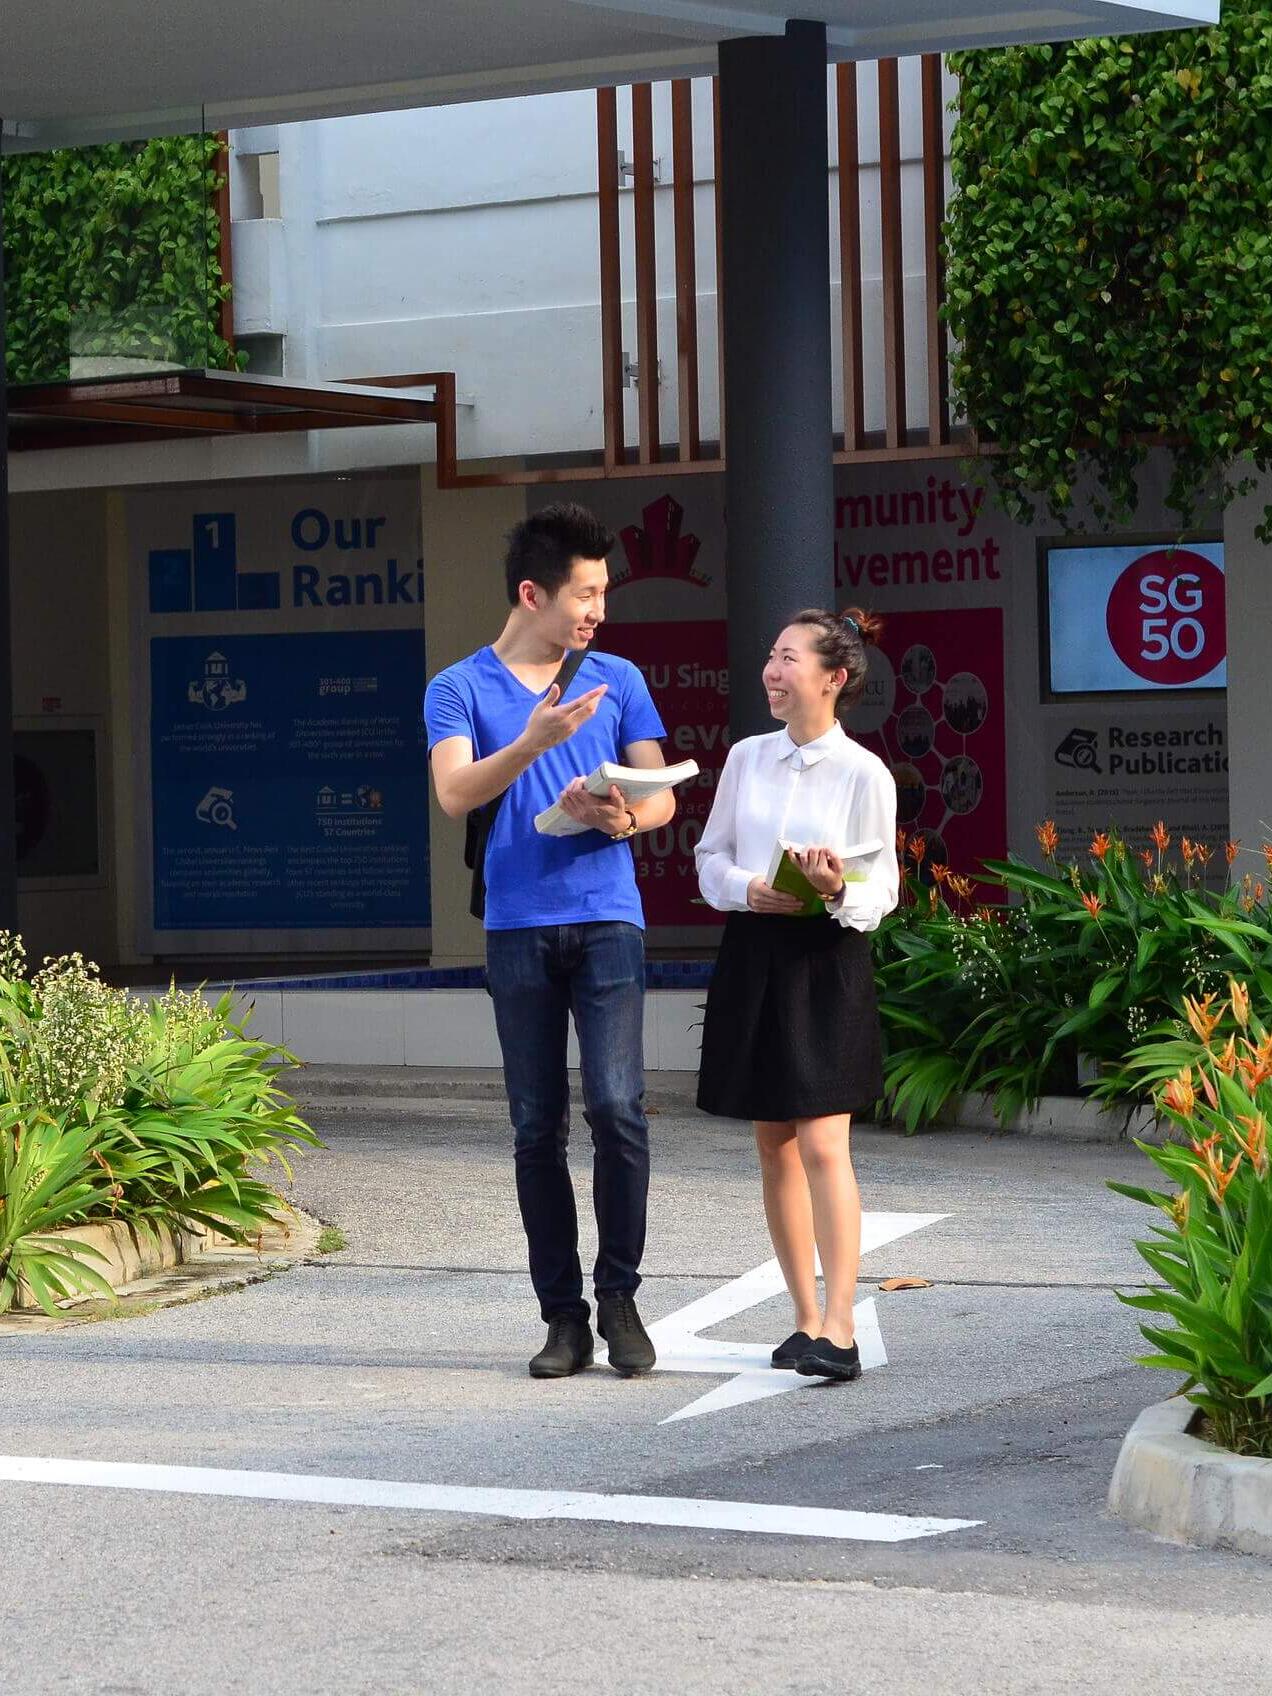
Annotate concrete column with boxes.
[1223,468,1272,865]
[718,19,836,738]
[0,157,17,928]
[419,468,526,965]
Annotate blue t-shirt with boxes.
[424,646,666,931]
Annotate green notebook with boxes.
[765,837,884,916]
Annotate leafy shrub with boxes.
[876,825,1272,1129]
[2,135,239,385]
[1110,983,1272,1457]
[945,5,1272,536]
[0,938,317,1316]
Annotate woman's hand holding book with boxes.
[746,876,806,914]
[791,846,845,899]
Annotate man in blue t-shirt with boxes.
[424,503,674,1380]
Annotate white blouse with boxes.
[695,723,899,933]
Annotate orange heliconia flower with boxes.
[1234,1113,1269,1176]
[1183,992,1223,1044]
[1195,842,1213,868]
[908,835,927,866]
[1081,892,1103,919]
[1257,882,1267,905]
[1208,1149,1243,1203]
[1215,1034,1238,1077]
[930,862,950,885]
[1139,849,1154,872]
[1090,832,1111,861]
[1237,1045,1272,1091]
[1181,837,1196,867]
[1162,1069,1196,1118]
[1226,840,1241,867]
[1263,841,1272,875]
[1229,979,1251,1029]
[977,905,995,922]
[948,873,976,901]
[1151,820,1171,853]
[896,827,908,856]
[1035,820,1061,858]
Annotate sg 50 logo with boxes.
[1105,548,1226,686]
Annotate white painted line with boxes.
[0,1454,980,1544]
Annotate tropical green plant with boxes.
[945,4,1272,535]
[875,823,1272,1129]
[2,134,239,385]
[1109,982,1272,1457]
[0,1111,120,1314]
[874,847,1069,1129]
[0,937,317,1316]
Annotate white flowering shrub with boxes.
[27,953,149,1116]
[0,934,317,1317]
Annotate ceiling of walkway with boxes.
[3,0,1219,146]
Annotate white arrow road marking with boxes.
[0,1455,980,1543]
[604,1211,948,1424]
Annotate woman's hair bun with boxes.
[841,606,883,647]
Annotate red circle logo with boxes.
[1104,549,1225,686]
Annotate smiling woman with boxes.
[694,606,899,1385]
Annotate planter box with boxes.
[13,1213,300,1312]
[1109,1396,1272,1558]
[954,1093,1165,1143]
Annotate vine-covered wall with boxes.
[2,134,237,385]
[944,3,1272,533]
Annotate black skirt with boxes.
[696,912,883,1122]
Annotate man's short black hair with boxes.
[504,502,615,606]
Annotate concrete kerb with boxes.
[1109,1396,1272,1558]
[5,1206,322,1328]
[288,1064,1169,1144]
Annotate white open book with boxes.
[535,759,700,836]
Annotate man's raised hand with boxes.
[521,683,608,755]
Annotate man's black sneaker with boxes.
[596,1294,656,1377]
[795,1337,861,1382]
[529,1316,594,1379]
[771,1330,814,1370]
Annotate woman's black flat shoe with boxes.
[795,1338,862,1381]
[771,1330,814,1370]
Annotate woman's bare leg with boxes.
[795,1114,861,1347]
[754,1120,821,1335]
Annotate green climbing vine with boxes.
[3,133,239,385]
[945,3,1272,535]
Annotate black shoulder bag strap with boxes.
[463,646,590,921]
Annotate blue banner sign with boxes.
[151,630,429,929]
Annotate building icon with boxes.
[187,651,248,711]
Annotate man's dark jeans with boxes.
[486,921,649,1323]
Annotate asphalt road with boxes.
[1,1087,1267,1695]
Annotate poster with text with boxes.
[1043,705,1229,868]
[844,606,1008,896]
[598,619,728,927]
[151,631,429,930]
[131,476,428,947]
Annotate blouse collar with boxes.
[777,722,848,768]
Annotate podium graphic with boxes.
[149,512,280,613]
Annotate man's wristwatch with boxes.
[609,808,639,841]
